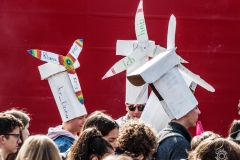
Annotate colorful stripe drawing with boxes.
[76,91,84,104]
[28,49,41,59]
[75,39,83,47]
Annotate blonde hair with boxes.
[16,135,61,160]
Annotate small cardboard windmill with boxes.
[28,39,87,122]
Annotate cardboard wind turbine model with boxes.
[28,39,87,122]
[127,15,215,120]
[102,0,187,81]
[102,0,153,81]
[140,14,198,132]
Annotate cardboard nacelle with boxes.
[38,62,87,122]
[127,50,199,119]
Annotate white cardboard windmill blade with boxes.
[28,39,87,122]
[127,14,215,120]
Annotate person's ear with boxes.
[125,103,129,111]
[0,135,6,144]
[91,156,98,160]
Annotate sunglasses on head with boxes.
[128,105,145,111]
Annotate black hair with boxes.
[68,128,113,160]
[0,113,23,135]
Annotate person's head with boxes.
[63,114,87,136]
[68,128,114,160]
[228,119,240,139]
[0,113,23,159]
[172,106,201,129]
[191,131,221,150]
[117,119,157,160]
[4,109,30,142]
[102,154,133,160]
[125,103,145,119]
[82,111,119,150]
[15,135,61,160]
[188,138,240,160]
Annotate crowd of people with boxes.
[1,105,240,160]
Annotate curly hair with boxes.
[117,119,157,159]
[188,138,240,160]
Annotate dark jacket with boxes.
[156,122,192,160]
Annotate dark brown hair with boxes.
[191,131,220,150]
[68,128,114,160]
[82,111,119,136]
[0,113,23,135]
[228,119,240,139]
[117,119,157,159]
[4,108,30,128]
[188,138,240,160]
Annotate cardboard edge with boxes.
[149,83,164,101]
[127,74,146,86]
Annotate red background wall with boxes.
[0,0,240,137]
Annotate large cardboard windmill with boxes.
[28,39,87,122]
[140,15,198,132]
[127,15,215,120]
